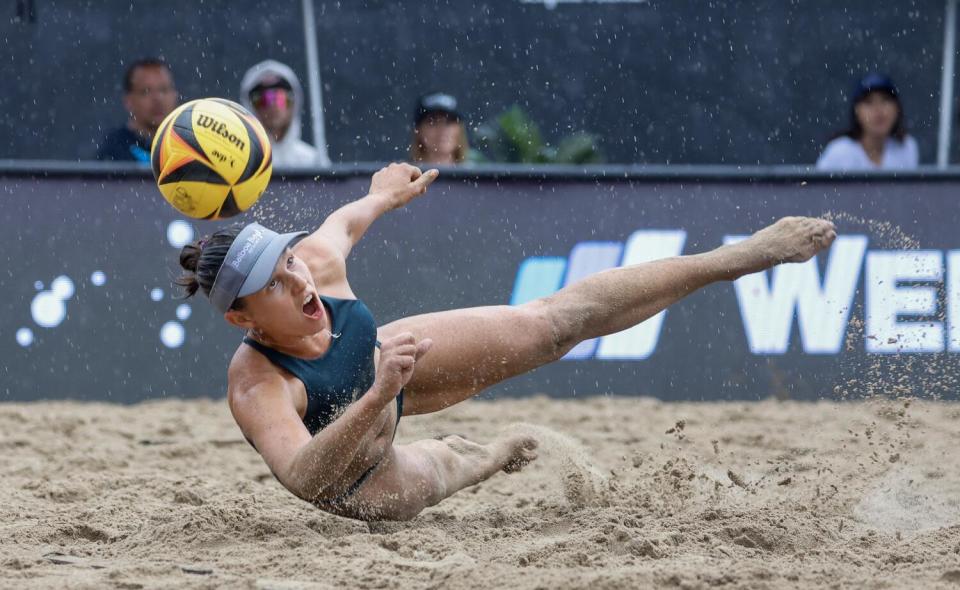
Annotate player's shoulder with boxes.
[227,343,289,403]
[293,232,347,271]
[293,234,351,293]
[226,344,309,455]
[293,232,342,259]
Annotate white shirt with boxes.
[271,136,331,168]
[816,135,919,171]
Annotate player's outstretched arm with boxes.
[230,333,432,503]
[303,163,439,258]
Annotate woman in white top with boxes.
[816,74,918,171]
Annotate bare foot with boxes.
[738,216,837,274]
[439,433,539,483]
[494,434,539,473]
[442,434,539,473]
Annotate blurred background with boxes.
[1,0,955,167]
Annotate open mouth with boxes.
[302,293,322,320]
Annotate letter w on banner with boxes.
[724,235,868,354]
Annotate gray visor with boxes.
[208,223,307,314]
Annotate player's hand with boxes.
[370,332,432,405]
[369,163,439,210]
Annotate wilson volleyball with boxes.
[150,98,272,219]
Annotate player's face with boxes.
[855,91,899,139]
[241,250,328,337]
[251,88,294,140]
[124,66,177,133]
[417,114,462,164]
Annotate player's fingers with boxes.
[411,169,439,193]
[386,332,416,347]
[415,338,433,360]
[392,344,418,358]
[395,356,415,370]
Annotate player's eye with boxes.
[269,279,279,289]
[286,256,294,268]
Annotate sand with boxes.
[2,394,959,589]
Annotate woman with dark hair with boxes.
[177,163,836,521]
[816,73,919,171]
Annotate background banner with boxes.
[3,170,958,401]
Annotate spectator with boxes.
[97,58,178,162]
[410,92,470,165]
[240,60,330,168]
[816,74,918,171]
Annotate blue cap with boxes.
[852,73,898,104]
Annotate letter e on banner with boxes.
[949,251,960,352]
[866,251,944,353]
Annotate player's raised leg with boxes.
[385,216,836,415]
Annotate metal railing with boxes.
[5,159,960,184]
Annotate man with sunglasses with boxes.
[240,59,331,168]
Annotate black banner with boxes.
[3,171,958,401]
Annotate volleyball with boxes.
[150,98,272,219]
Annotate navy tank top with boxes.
[243,295,401,435]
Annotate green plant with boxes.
[474,106,604,164]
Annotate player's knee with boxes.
[421,441,456,501]
[384,472,444,521]
[519,299,578,360]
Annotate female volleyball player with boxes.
[176,163,836,521]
